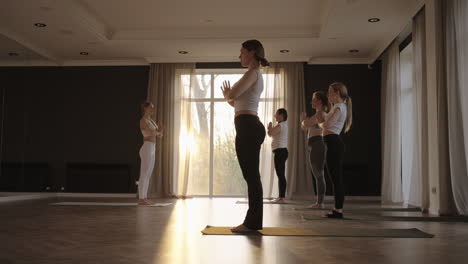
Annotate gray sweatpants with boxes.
[308,136,327,204]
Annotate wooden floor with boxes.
[1,197,467,264]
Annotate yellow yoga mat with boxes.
[201,225,433,238]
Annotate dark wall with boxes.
[0,66,149,193]
[304,63,382,196]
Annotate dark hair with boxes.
[277,108,288,121]
[329,82,352,133]
[312,91,331,112]
[140,101,152,117]
[242,39,270,67]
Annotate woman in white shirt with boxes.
[267,108,289,203]
[138,101,163,206]
[221,40,269,232]
[318,82,352,218]
[301,91,330,208]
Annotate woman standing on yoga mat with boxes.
[301,91,330,209]
[221,39,268,232]
[138,101,163,206]
[268,108,289,203]
[318,82,352,218]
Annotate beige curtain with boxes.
[265,62,310,200]
[146,63,195,198]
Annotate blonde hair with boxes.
[329,82,352,133]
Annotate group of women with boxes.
[138,39,353,232]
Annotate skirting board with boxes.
[0,192,382,202]
[0,192,135,202]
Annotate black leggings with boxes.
[324,134,345,210]
[273,148,288,198]
[234,115,266,230]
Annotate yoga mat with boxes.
[51,202,172,207]
[201,225,433,238]
[302,214,468,223]
[236,200,307,205]
[294,207,421,212]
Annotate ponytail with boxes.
[256,55,270,67]
[344,96,353,133]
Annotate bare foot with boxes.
[271,197,285,203]
[230,224,256,233]
[307,203,323,209]
[138,199,153,206]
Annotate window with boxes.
[175,69,282,196]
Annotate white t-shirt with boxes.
[325,103,347,135]
[271,121,288,150]
[234,70,264,113]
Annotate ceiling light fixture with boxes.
[280,49,290,53]
[80,52,89,55]
[349,49,359,53]
[368,18,380,23]
[178,51,189,54]
[34,23,47,27]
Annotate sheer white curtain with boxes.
[400,42,419,206]
[381,41,403,204]
[444,0,468,215]
[172,65,198,197]
[259,64,285,198]
[401,9,429,209]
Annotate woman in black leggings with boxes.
[318,82,352,218]
[221,40,269,232]
[268,108,289,203]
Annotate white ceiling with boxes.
[0,0,424,66]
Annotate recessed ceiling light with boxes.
[368,18,380,23]
[280,49,290,53]
[8,52,19,56]
[349,49,359,53]
[80,52,89,55]
[34,23,47,28]
[178,51,189,54]
[204,19,214,23]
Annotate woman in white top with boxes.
[267,108,289,203]
[318,82,352,218]
[301,91,330,208]
[221,39,269,232]
[138,101,163,206]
